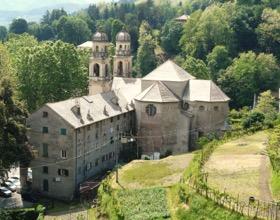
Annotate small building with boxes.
[175,14,190,23]
[27,31,229,201]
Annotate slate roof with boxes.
[135,81,180,103]
[143,60,195,82]
[184,80,230,102]
[46,81,141,129]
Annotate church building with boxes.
[27,30,230,200]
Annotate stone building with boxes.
[27,31,229,200]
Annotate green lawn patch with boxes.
[112,154,193,189]
[116,187,170,220]
[176,192,248,220]
[271,170,280,200]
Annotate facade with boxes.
[27,31,230,200]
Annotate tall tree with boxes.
[0,26,7,41]
[9,18,28,34]
[0,78,31,171]
[15,40,88,111]
[160,20,183,55]
[183,56,210,79]
[257,8,280,59]
[219,51,280,108]
[206,45,232,81]
[57,16,91,45]
[136,21,157,76]
[180,4,235,60]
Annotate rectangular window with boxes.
[42,143,48,157]
[42,127,48,134]
[102,155,105,162]
[58,169,69,177]
[87,126,91,131]
[43,111,48,118]
[60,128,67,135]
[110,118,113,123]
[95,159,99,167]
[110,137,114,144]
[124,113,126,118]
[43,166,48,174]
[117,115,120,120]
[43,179,49,192]
[61,150,67,159]
[78,167,81,174]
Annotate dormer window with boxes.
[182,101,189,110]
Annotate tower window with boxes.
[146,104,157,117]
[117,61,123,76]
[93,63,100,77]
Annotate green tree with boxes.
[219,51,280,108]
[257,8,280,59]
[111,19,125,43]
[160,20,183,55]
[255,90,277,123]
[0,26,7,41]
[230,5,261,52]
[57,16,91,45]
[206,45,232,81]
[136,21,157,76]
[9,18,28,34]
[183,56,210,79]
[15,40,88,111]
[180,4,235,60]
[0,78,31,170]
[42,9,67,25]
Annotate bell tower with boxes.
[113,30,133,78]
[89,31,111,95]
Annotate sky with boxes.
[0,0,108,11]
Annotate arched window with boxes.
[105,64,109,78]
[119,45,123,50]
[117,61,123,76]
[214,106,219,111]
[93,63,100,77]
[146,104,157,117]
[199,106,205,111]
[95,46,99,52]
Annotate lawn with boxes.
[204,131,271,201]
[111,154,194,189]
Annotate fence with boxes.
[188,179,280,220]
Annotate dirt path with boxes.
[259,154,272,201]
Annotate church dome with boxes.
[116,30,131,42]
[92,32,108,42]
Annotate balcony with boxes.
[92,52,108,59]
[115,50,131,56]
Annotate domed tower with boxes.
[113,30,133,77]
[89,31,111,95]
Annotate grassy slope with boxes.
[204,131,269,201]
[111,154,193,189]
[104,151,250,219]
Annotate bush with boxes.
[0,206,44,220]
[241,111,265,130]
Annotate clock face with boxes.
[146,104,157,117]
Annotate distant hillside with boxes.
[0,0,106,27]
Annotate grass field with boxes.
[204,131,271,201]
[111,154,194,189]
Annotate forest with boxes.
[0,0,280,170]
